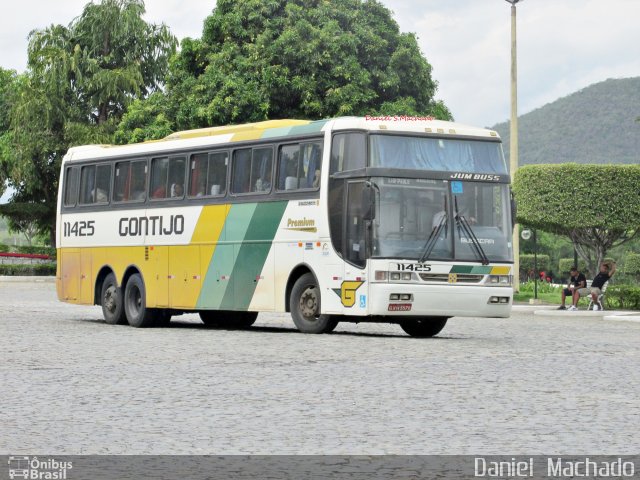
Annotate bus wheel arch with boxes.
[285,264,316,313]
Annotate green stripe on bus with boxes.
[197,203,258,309]
[220,201,288,310]
[450,265,474,274]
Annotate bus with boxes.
[56,116,514,337]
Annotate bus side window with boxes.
[115,160,147,202]
[231,149,252,194]
[168,156,186,198]
[330,133,365,174]
[208,151,228,196]
[277,144,299,191]
[79,165,97,205]
[252,147,273,193]
[95,164,111,203]
[63,167,79,207]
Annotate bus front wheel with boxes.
[399,317,448,338]
[101,273,126,325]
[290,273,339,334]
[124,273,157,328]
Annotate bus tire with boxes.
[101,273,126,325]
[290,273,338,334]
[123,273,156,328]
[199,310,257,329]
[399,317,448,338]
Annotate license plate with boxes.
[388,304,412,312]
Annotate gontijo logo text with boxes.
[8,456,73,479]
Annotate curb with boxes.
[0,276,56,283]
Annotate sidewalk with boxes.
[512,304,640,323]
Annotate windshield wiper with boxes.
[418,209,447,263]
[454,198,489,265]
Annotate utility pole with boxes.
[506,0,522,290]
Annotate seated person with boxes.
[568,261,616,311]
[152,184,166,199]
[172,183,184,198]
[558,266,586,310]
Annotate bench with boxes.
[583,279,607,310]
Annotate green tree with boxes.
[116,0,450,142]
[0,67,17,198]
[1,0,176,246]
[513,164,640,277]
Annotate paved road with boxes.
[1,280,638,455]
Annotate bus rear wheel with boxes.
[290,273,339,334]
[101,273,126,325]
[399,317,448,338]
[124,273,157,328]
[199,311,257,329]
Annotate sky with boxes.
[1,0,639,201]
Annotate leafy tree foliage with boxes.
[513,163,640,277]
[1,0,176,246]
[116,0,450,142]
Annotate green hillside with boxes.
[493,77,640,165]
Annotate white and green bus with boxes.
[56,116,514,337]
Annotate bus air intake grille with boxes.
[418,273,484,283]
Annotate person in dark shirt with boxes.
[568,261,616,311]
[558,266,586,310]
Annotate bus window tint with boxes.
[150,158,169,199]
[95,165,111,203]
[79,164,111,205]
[79,165,96,205]
[252,148,273,193]
[63,167,79,207]
[277,142,322,191]
[278,145,299,190]
[189,153,208,196]
[115,160,146,202]
[208,152,227,196]
[168,157,186,198]
[232,149,252,194]
[330,133,365,173]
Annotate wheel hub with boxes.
[299,287,318,319]
[104,286,117,313]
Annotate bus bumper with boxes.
[368,283,513,318]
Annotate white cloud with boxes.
[1,0,639,128]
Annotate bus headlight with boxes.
[487,275,512,286]
[375,271,413,282]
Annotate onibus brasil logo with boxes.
[8,456,73,479]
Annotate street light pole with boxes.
[506,0,522,291]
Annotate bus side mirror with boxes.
[510,194,517,231]
[361,184,375,221]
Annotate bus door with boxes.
[341,181,370,314]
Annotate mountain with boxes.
[492,77,640,165]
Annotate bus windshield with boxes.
[369,134,507,174]
[372,177,513,262]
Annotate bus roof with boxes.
[63,116,499,162]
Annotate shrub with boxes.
[558,258,588,277]
[605,284,640,310]
[0,263,56,276]
[0,244,9,253]
[625,253,640,276]
[14,245,56,257]
[519,254,550,280]
[519,279,560,295]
